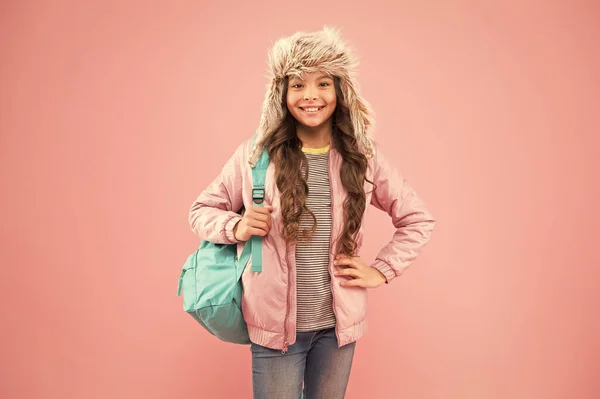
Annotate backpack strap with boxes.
[250,145,269,272]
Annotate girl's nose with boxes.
[303,87,318,100]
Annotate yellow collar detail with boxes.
[301,144,330,155]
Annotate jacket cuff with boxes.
[224,214,243,244]
[371,259,396,284]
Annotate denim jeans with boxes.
[250,327,356,399]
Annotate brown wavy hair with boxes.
[262,75,376,256]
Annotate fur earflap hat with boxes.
[248,25,376,166]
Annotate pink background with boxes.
[1,1,598,398]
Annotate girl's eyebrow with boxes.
[290,74,333,82]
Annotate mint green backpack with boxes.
[177,145,269,345]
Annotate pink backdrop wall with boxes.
[1,1,598,398]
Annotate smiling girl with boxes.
[189,25,436,398]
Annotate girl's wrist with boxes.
[233,220,241,240]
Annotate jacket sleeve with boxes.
[368,142,436,284]
[188,139,248,244]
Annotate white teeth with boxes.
[303,107,322,112]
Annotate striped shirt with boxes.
[295,145,336,332]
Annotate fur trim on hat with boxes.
[248,25,376,166]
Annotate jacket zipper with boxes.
[281,153,301,355]
[329,215,340,347]
[281,242,294,354]
[328,149,341,347]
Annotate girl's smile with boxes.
[298,106,326,114]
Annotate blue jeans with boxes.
[250,327,356,399]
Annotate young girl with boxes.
[189,25,436,399]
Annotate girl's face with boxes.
[286,71,337,130]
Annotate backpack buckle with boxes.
[252,188,265,204]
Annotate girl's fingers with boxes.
[247,227,268,237]
[248,220,270,232]
[248,207,273,227]
[250,211,270,223]
[252,205,273,215]
[244,204,274,237]
[334,257,357,268]
[341,279,363,287]
[336,268,360,278]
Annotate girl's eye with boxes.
[291,82,330,88]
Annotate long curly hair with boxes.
[262,75,376,256]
